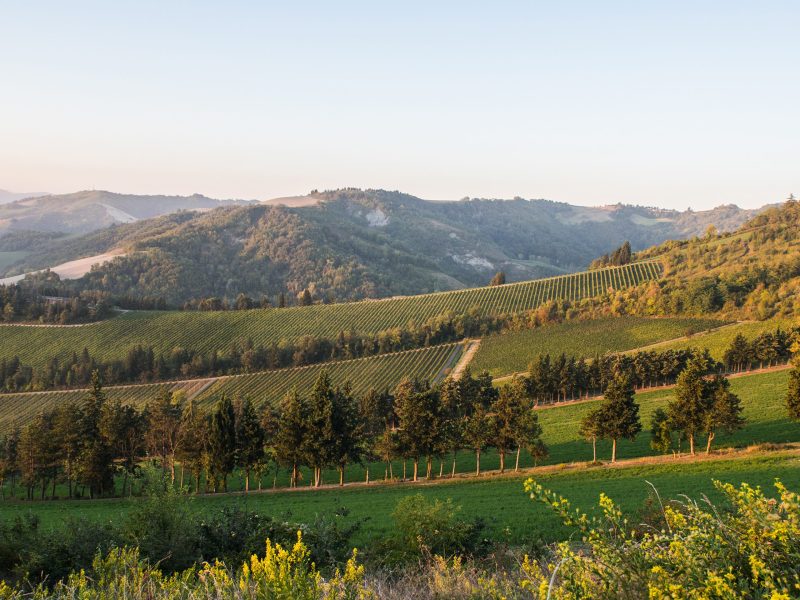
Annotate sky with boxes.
[1,1,798,210]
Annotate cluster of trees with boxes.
[723,329,798,371]
[525,348,715,405]
[590,241,632,269]
[0,368,547,499]
[181,290,321,311]
[0,283,111,325]
[577,355,746,463]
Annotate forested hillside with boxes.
[0,188,762,304]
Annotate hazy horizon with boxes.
[2,2,797,211]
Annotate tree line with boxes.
[0,283,112,325]
[0,368,547,500]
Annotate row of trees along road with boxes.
[4,347,798,500]
[0,368,548,499]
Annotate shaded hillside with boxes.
[1,189,764,304]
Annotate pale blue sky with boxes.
[1,1,797,209]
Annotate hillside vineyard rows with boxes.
[0,343,462,429]
[0,262,663,367]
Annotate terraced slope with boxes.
[0,343,462,429]
[0,262,662,368]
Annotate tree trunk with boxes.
[413,459,418,482]
[245,469,250,493]
[426,456,433,480]
[611,438,617,463]
[365,466,369,484]
[515,446,521,472]
[439,461,443,478]
[476,449,481,475]
[706,432,714,455]
[339,466,344,487]
[499,450,506,473]
[592,437,597,463]
[451,453,457,478]
[689,434,695,456]
[403,461,407,481]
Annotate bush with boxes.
[375,494,489,564]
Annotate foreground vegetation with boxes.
[0,453,797,597]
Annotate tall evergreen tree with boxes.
[650,408,673,454]
[274,389,307,487]
[207,395,237,492]
[703,374,745,454]
[667,357,707,455]
[76,371,114,498]
[330,384,362,486]
[491,376,527,474]
[234,397,265,492]
[786,367,800,422]
[579,406,604,463]
[303,372,336,487]
[176,400,208,493]
[598,374,641,462]
[144,390,183,482]
[393,378,444,481]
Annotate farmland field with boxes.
[0,343,462,429]
[651,317,797,360]
[0,262,662,368]
[1,450,797,547]
[471,316,727,377]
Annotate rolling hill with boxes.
[0,188,762,303]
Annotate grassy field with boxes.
[0,343,462,429]
[1,451,797,548]
[0,262,661,368]
[471,316,726,377]
[649,317,797,360]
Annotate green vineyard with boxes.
[0,343,462,429]
[0,262,662,368]
[471,316,727,377]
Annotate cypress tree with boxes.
[598,374,641,462]
[208,395,237,492]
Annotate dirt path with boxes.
[450,339,482,380]
[192,443,800,497]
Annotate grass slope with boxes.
[471,316,726,377]
[648,318,798,361]
[2,452,797,547]
[0,262,661,368]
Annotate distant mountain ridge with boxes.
[0,190,251,235]
[0,189,49,205]
[0,188,767,304]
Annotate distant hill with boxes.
[0,190,249,235]
[0,189,48,205]
[0,188,767,304]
